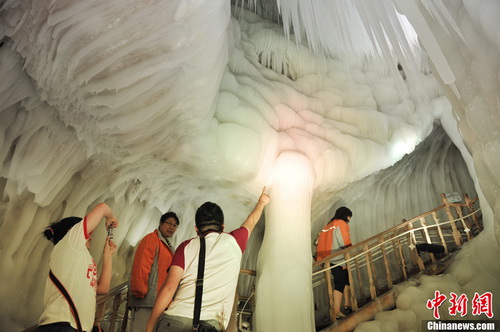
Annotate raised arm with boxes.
[145,265,183,332]
[85,202,118,235]
[96,237,117,294]
[241,187,270,237]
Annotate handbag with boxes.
[49,270,83,332]
[192,237,219,332]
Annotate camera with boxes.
[107,225,113,239]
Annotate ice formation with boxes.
[0,0,498,330]
[256,152,315,331]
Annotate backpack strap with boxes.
[193,237,206,331]
[49,270,83,332]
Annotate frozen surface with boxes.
[0,0,498,330]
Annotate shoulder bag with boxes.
[49,270,83,332]
[193,237,219,332]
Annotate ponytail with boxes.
[43,217,82,244]
[43,227,55,241]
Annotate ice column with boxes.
[255,151,316,331]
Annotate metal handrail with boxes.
[312,208,481,275]
[97,281,128,305]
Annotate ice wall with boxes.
[0,0,498,330]
[424,0,500,235]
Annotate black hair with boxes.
[160,211,179,226]
[195,202,224,235]
[331,206,352,222]
[43,216,82,245]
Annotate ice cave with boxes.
[0,0,499,331]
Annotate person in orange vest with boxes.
[316,206,353,319]
[127,212,179,332]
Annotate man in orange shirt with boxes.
[316,206,353,319]
[128,212,179,332]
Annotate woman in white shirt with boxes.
[37,203,118,332]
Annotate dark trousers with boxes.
[36,322,78,332]
[332,266,350,292]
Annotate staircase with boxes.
[313,193,482,332]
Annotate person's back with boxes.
[316,218,351,264]
[166,229,247,328]
[38,220,97,330]
[315,206,353,319]
[146,187,269,332]
[37,203,118,332]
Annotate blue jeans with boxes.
[36,322,77,332]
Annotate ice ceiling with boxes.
[0,0,499,330]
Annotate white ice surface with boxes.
[0,0,498,330]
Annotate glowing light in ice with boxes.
[256,151,315,331]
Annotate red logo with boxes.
[427,290,447,319]
[427,291,494,319]
[449,292,468,317]
[472,292,493,318]
[87,260,97,290]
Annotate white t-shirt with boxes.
[166,228,248,329]
[38,218,98,331]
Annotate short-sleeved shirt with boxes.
[165,227,248,329]
[38,219,98,331]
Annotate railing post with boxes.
[121,303,129,332]
[94,301,106,331]
[464,193,482,232]
[363,244,377,300]
[354,255,365,301]
[441,193,463,246]
[108,292,123,331]
[392,230,407,280]
[378,236,393,290]
[432,211,449,255]
[453,205,472,241]
[406,220,424,271]
[420,217,436,263]
[345,253,358,311]
[323,261,336,322]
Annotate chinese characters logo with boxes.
[427,291,494,319]
[87,259,97,290]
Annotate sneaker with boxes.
[344,306,353,315]
[336,312,346,319]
